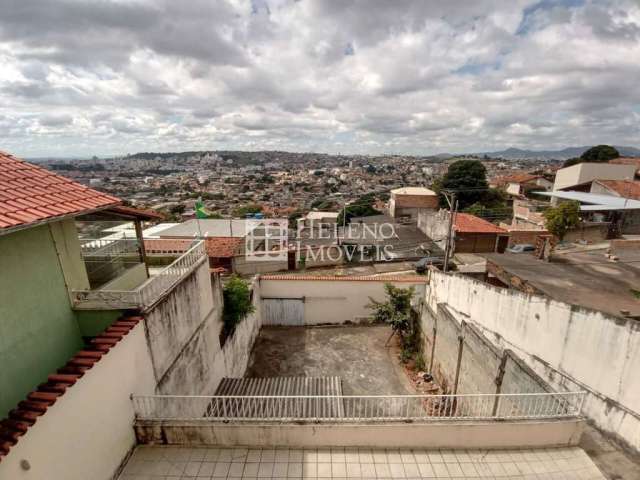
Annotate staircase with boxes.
[207,377,344,420]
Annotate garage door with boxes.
[262,298,304,326]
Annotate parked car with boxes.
[414,256,446,273]
[507,244,535,253]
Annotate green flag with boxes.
[195,200,209,219]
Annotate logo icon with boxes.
[245,218,289,261]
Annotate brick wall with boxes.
[394,194,439,209]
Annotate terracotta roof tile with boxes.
[491,172,541,187]
[595,180,640,200]
[0,313,142,461]
[205,237,243,258]
[0,151,120,234]
[454,213,506,234]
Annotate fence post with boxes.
[492,352,509,416]
[452,322,465,395]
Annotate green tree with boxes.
[222,276,255,337]
[367,284,415,355]
[234,203,262,217]
[543,201,580,241]
[563,145,619,167]
[440,160,501,209]
[337,193,381,225]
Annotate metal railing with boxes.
[80,238,142,288]
[72,240,206,310]
[80,237,139,256]
[132,391,585,423]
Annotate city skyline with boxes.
[1,0,640,157]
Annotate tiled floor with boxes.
[119,445,605,479]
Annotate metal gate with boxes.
[262,298,304,325]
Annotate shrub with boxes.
[222,276,255,339]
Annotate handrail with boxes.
[72,240,206,310]
[131,391,586,423]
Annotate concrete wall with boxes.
[135,419,584,449]
[426,269,640,454]
[553,163,636,191]
[417,209,449,249]
[146,260,221,394]
[260,277,427,325]
[0,221,86,418]
[98,262,148,291]
[563,221,610,243]
[420,303,550,398]
[233,255,288,275]
[146,268,262,396]
[0,322,156,480]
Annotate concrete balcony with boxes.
[72,240,207,310]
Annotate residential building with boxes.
[490,172,552,197]
[609,157,640,177]
[388,186,438,219]
[418,210,509,253]
[297,210,339,232]
[552,162,636,191]
[538,190,640,237]
[0,152,234,478]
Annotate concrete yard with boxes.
[119,445,606,479]
[245,326,413,395]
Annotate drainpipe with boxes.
[452,321,465,395]
[492,352,509,416]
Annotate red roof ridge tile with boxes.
[0,313,143,461]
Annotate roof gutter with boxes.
[0,203,120,238]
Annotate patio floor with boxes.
[245,325,413,395]
[118,445,605,479]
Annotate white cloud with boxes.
[0,0,639,157]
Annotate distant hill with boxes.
[475,146,640,160]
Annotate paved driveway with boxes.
[245,325,412,395]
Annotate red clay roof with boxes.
[0,314,142,461]
[454,213,506,234]
[144,237,243,257]
[609,157,640,174]
[0,151,120,232]
[205,236,243,258]
[491,172,540,186]
[596,180,640,200]
[144,238,194,254]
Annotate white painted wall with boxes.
[426,270,640,453]
[136,418,584,449]
[553,163,635,191]
[0,323,156,480]
[260,277,426,325]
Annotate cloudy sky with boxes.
[1,0,639,158]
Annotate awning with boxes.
[535,191,640,211]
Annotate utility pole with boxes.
[443,191,456,272]
[339,201,347,246]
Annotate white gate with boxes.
[262,298,304,326]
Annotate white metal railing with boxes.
[81,238,139,256]
[72,240,206,310]
[132,391,585,423]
